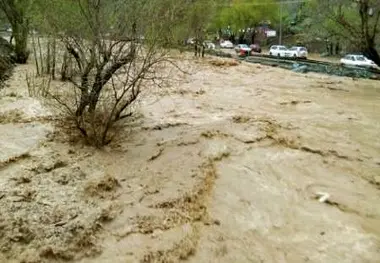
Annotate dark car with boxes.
[250,44,262,53]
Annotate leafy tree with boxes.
[186,0,218,56]
[212,0,279,44]
[0,0,32,63]
[304,0,380,65]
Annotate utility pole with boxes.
[279,0,283,45]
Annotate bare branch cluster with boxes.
[31,0,193,146]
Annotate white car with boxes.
[340,54,377,68]
[269,45,288,57]
[220,40,234,49]
[286,46,308,59]
[235,44,251,54]
[204,41,216,49]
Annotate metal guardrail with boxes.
[249,54,380,73]
[206,49,380,80]
[243,55,380,79]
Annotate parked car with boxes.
[269,45,288,57]
[250,44,262,53]
[286,46,308,59]
[203,40,216,49]
[235,44,251,55]
[340,54,377,68]
[220,40,234,49]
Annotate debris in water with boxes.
[292,63,308,73]
[316,192,330,203]
[148,148,164,161]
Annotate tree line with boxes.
[1,0,379,65]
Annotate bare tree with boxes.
[37,0,191,146]
[355,0,380,65]
[308,0,380,65]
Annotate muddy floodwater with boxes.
[0,57,380,263]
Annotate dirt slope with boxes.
[0,58,379,263]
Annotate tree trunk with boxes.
[61,51,69,81]
[335,41,340,56]
[31,33,39,75]
[51,38,56,79]
[13,24,29,64]
[238,34,244,44]
[46,38,51,75]
[0,0,30,64]
[76,89,89,116]
[230,34,235,44]
[37,36,44,73]
[88,87,101,113]
[358,1,380,66]
[363,46,380,66]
